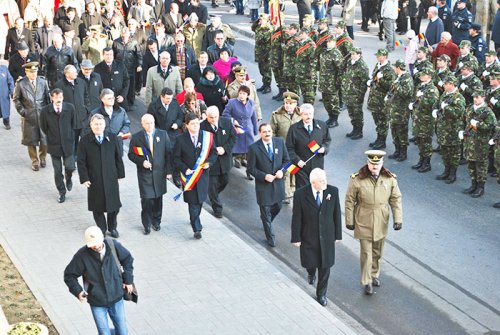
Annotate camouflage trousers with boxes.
[495,145,500,182]
[346,100,364,126]
[258,60,272,86]
[467,160,488,182]
[272,65,284,89]
[284,171,296,199]
[415,136,433,158]
[299,79,316,104]
[371,108,389,136]
[391,122,409,146]
[440,145,461,167]
[283,74,299,96]
[322,91,340,118]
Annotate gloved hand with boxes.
[346,225,355,231]
[460,83,468,91]
[416,91,423,97]
[483,70,490,77]
[432,109,438,118]
[458,130,464,140]
[408,102,414,110]
[393,223,402,230]
[489,138,495,145]
[384,95,388,102]
[440,101,448,109]
[490,97,498,105]
[367,79,372,87]
[470,119,479,127]
[377,72,383,79]
[438,80,444,87]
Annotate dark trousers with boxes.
[141,196,163,229]
[259,202,282,241]
[93,211,118,234]
[127,71,136,106]
[208,173,229,214]
[188,203,203,232]
[307,267,331,297]
[50,154,75,195]
[74,128,82,157]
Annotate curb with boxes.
[228,23,255,39]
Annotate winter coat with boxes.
[222,97,258,154]
[0,65,15,120]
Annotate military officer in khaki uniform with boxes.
[344,150,403,295]
[269,91,301,203]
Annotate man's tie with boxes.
[213,125,217,132]
[98,135,103,144]
[31,80,36,92]
[308,125,312,135]
[148,133,154,157]
[267,143,273,161]
[316,191,321,208]
[56,107,61,114]
[192,135,197,146]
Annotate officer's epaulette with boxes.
[350,172,359,179]
[16,77,23,82]
[382,168,397,178]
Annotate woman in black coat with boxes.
[195,66,227,113]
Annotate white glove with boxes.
[458,62,463,68]
[458,130,464,140]
[414,69,419,74]
[377,72,383,79]
[470,119,479,127]
[440,101,448,109]
[416,91,423,97]
[438,80,444,87]
[483,70,490,77]
[367,79,372,87]
[460,83,468,91]
[408,102,414,110]
[432,109,438,118]
[489,138,496,145]
[384,95,388,102]
[490,97,498,105]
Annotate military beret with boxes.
[17,41,29,51]
[461,61,474,69]
[470,23,481,31]
[335,20,346,29]
[486,50,497,56]
[288,23,299,30]
[393,59,406,69]
[365,150,386,165]
[472,89,486,97]
[318,18,328,25]
[283,91,300,102]
[375,48,388,56]
[22,61,39,72]
[490,71,500,79]
[418,67,434,76]
[232,65,247,76]
[438,54,451,62]
[444,75,458,84]
[459,40,471,48]
[417,46,429,54]
[350,46,362,54]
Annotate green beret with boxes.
[461,61,474,70]
[393,59,406,69]
[375,48,388,56]
[418,67,434,76]
[472,89,486,97]
[444,75,458,85]
[486,50,497,56]
[459,40,471,48]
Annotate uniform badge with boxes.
[156,136,160,142]
[222,129,226,135]
[114,71,119,74]
[326,194,331,200]
[274,148,278,154]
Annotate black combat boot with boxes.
[326,115,339,128]
[418,157,431,173]
[445,166,457,184]
[436,165,450,180]
[350,126,363,140]
[346,126,355,137]
[388,145,400,159]
[372,135,387,149]
[369,134,381,148]
[470,182,485,198]
[412,156,424,169]
[462,181,477,194]
[272,88,282,100]
[275,88,285,101]
[396,146,407,161]
[257,84,266,92]
[261,85,271,94]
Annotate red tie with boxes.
[56,108,61,114]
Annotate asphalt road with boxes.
[127,35,500,335]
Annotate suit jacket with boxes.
[128,128,173,199]
[78,71,104,112]
[43,45,75,86]
[146,96,183,142]
[173,130,217,204]
[39,102,76,157]
[94,60,130,99]
[166,44,196,70]
[142,50,159,83]
[291,184,342,269]
[286,119,331,175]
[186,64,204,86]
[161,12,183,35]
[145,65,183,104]
[54,77,90,129]
[247,137,289,206]
[4,27,34,58]
[128,4,156,23]
[191,4,208,24]
[147,0,165,19]
[35,25,63,54]
[200,117,237,175]
[65,36,83,65]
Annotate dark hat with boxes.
[472,89,486,97]
[288,23,299,30]
[62,25,76,33]
[438,54,451,62]
[470,23,481,31]
[202,65,216,76]
[335,20,346,29]
[80,59,94,69]
[393,59,406,69]
[17,41,29,51]
[22,61,39,72]
[350,46,362,54]
[283,91,300,102]
[457,0,467,3]
[444,75,458,84]
[459,40,471,48]
[365,150,386,165]
[375,48,388,56]
[232,65,247,76]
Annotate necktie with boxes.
[56,107,61,114]
[192,135,197,146]
[267,143,273,161]
[98,135,103,144]
[316,191,321,208]
[148,133,154,157]
[31,81,36,91]
[308,125,312,134]
[213,125,217,132]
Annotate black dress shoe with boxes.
[57,194,66,203]
[317,296,327,306]
[493,202,500,208]
[214,212,223,218]
[66,179,73,191]
[364,284,374,295]
[152,224,161,231]
[372,278,381,287]
[4,124,11,130]
[109,230,120,238]
[40,160,46,168]
[308,275,316,285]
[143,228,151,235]
[246,172,254,181]
[194,231,202,239]
[261,86,271,94]
[267,238,276,247]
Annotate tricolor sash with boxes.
[296,43,312,56]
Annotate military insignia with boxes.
[350,172,359,179]
[156,136,160,142]
[222,129,226,135]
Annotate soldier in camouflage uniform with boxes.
[480,50,500,89]
[334,20,353,111]
[314,19,330,53]
[252,14,273,94]
[269,91,302,202]
[302,14,318,41]
[458,62,483,107]
[433,76,466,184]
[318,35,343,128]
[434,54,453,94]
[282,23,300,95]
[491,120,500,208]
[409,68,440,172]
[296,28,317,104]
[385,59,414,162]
[486,71,500,177]
[460,90,497,197]
[343,47,369,139]
[367,48,397,149]
[456,40,480,75]
[270,18,286,101]
[412,47,433,87]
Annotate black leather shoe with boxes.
[317,296,327,306]
[143,228,151,235]
[109,230,120,238]
[308,275,316,285]
[364,284,374,295]
[261,86,271,94]
[194,231,202,239]
[493,202,500,208]
[66,179,73,191]
[267,238,276,247]
[4,124,11,130]
[152,224,161,231]
[214,212,223,218]
[372,278,381,287]
[57,194,66,203]
[40,160,46,168]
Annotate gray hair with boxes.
[63,65,77,74]
[428,6,438,15]
[90,113,105,124]
[309,168,327,183]
[100,88,114,99]
[441,31,451,41]
[300,103,314,114]
[206,106,219,117]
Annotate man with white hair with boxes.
[431,31,460,70]
[425,7,444,48]
[43,33,75,87]
[291,168,342,307]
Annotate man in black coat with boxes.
[190,0,208,24]
[8,42,39,81]
[77,114,125,237]
[93,48,130,111]
[39,88,77,203]
[186,51,209,86]
[286,103,331,189]
[78,60,104,112]
[247,123,289,247]
[143,40,160,85]
[173,113,217,239]
[55,65,90,155]
[166,33,196,79]
[291,168,342,306]
[128,114,173,234]
[200,106,237,218]
[35,16,63,54]
[147,87,183,143]
[43,34,75,87]
[206,31,234,64]
[295,0,312,28]
[4,18,35,59]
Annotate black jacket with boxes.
[39,102,77,157]
[43,45,75,86]
[191,4,208,24]
[4,27,34,59]
[8,52,39,80]
[64,238,134,307]
[195,77,226,113]
[142,50,159,83]
[147,97,183,142]
[186,64,204,86]
[200,117,237,175]
[94,60,130,99]
[54,77,90,129]
[78,71,104,112]
[112,39,143,72]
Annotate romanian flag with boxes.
[119,132,131,139]
[395,40,402,47]
[282,162,300,175]
[308,140,320,153]
[269,0,281,26]
[133,146,149,157]
[418,33,425,40]
[234,125,246,135]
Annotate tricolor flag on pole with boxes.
[269,0,281,26]
[234,125,246,135]
[281,162,300,175]
[133,146,148,156]
[418,32,425,40]
[395,40,404,47]
[308,140,321,154]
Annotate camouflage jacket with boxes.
[412,59,433,86]
[433,68,453,94]
[343,57,369,103]
[335,33,352,58]
[487,85,500,119]
[295,37,316,78]
[412,80,440,136]
[270,27,284,69]
[318,47,343,93]
[254,23,273,62]
[480,61,500,88]
[386,72,414,123]
[283,34,300,75]
[458,73,483,106]
[314,30,330,58]
[367,61,397,111]
[434,89,466,146]
[463,103,497,160]
[455,53,480,75]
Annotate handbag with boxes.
[106,237,138,303]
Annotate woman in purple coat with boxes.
[223,85,258,180]
[0,63,15,129]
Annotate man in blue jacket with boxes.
[451,0,472,45]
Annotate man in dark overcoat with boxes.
[291,168,342,307]
[7,42,39,81]
[13,62,51,171]
[128,114,173,235]
[0,62,15,130]
[200,106,237,218]
[78,60,104,112]
[247,123,289,247]
[39,88,76,203]
[173,113,217,239]
[147,87,183,143]
[286,103,331,189]
[77,114,125,238]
